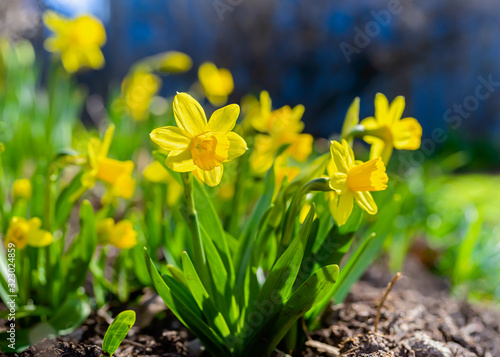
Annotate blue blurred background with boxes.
[5,0,500,169]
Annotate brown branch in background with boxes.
[374,272,402,333]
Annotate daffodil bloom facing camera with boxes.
[81,125,136,201]
[97,218,138,249]
[198,62,234,106]
[43,11,106,73]
[360,93,422,163]
[150,92,247,187]
[4,217,53,249]
[12,178,32,201]
[121,70,161,121]
[328,140,388,226]
[249,106,313,173]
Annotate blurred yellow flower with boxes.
[198,62,234,106]
[12,178,32,201]
[82,125,136,201]
[150,92,247,187]
[97,218,138,249]
[143,161,183,206]
[248,93,312,173]
[157,51,193,73]
[328,140,388,226]
[361,93,422,163]
[43,11,106,73]
[121,70,161,121]
[5,217,53,249]
[273,154,300,198]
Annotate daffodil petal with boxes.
[173,92,207,137]
[150,126,191,151]
[28,229,54,247]
[61,50,80,73]
[327,159,337,177]
[342,139,355,168]
[354,191,377,215]
[165,149,196,172]
[329,140,349,173]
[101,124,115,159]
[360,117,378,130]
[330,190,354,226]
[374,93,389,123]
[392,117,422,150]
[226,132,247,161]
[368,137,386,160]
[207,104,240,133]
[260,90,272,117]
[329,172,348,193]
[195,165,223,187]
[388,96,405,125]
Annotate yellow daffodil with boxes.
[143,161,183,206]
[97,218,137,249]
[12,178,32,201]
[120,70,161,121]
[361,93,422,163]
[150,92,247,187]
[43,11,106,73]
[328,140,388,226]
[157,51,192,73]
[273,154,300,198]
[198,62,233,106]
[248,95,312,173]
[82,125,136,201]
[250,95,305,135]
[4,217,53,249]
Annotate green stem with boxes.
[180,173,210,287]
[281,177,331,247]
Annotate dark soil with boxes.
[6,256,500,357]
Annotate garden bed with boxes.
[12,256,500,357]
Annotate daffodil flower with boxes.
[150,92,247,187]
[198,62,234,106]
[43,11,106,73]
[361,93,422,163]
[273,154,300,198]
[12,178,32,201]
[82,125,136,201]
[248,96,312,173]
[5,217,53,249]
[121,70,161,121]
[97,218,138,249]
[328,140,388,226]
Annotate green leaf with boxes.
[182,252,231,337]
[54,169,84,230]
[192,179,234,278]
[255,204,315,309]
[144,249,231,357]
[239,265,339,357]
[102,310,136,356]
[48,296,91,335]
[58,200,97,305]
